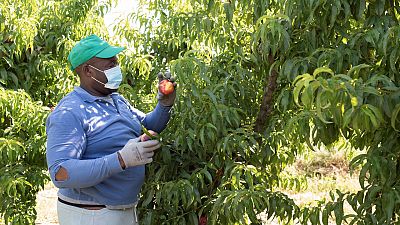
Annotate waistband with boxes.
[58,198,106,209]
[58,193,138,210]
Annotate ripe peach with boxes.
[159,80,174,95]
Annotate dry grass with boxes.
[261,173,359,224]
[261,147,361,225]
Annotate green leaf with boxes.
[313,67,334,78]
[316,89,332,123]
[347,64,371,78]
[383,191,395,221]
[367,186,381,201]
[322,208,329,225]
[142,189,154,207]
[361,105,378,128]
[293,73,314,107]
[391,103,400,131]
[358,163,369,189]
[189,212,199,225]
[200,127,206,147]
[204,89,218,105]
[357,0,366,19]
[334,202,344,225]
[292,81,304,107]
[202,168,213,183]
[363,86,380,96]
[389,48,399,74]
[224,3,233,23]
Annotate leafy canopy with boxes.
[1,0,400,224]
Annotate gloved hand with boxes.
[118,138,161,168]
[157,71,177,107]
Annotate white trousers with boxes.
[57,201,138,225]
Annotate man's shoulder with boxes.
[56,91,84,109]
[113,92,126,100]
[113,93,132,106]
[49,91,85,118]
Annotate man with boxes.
[46,34,176,225]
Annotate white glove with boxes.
[118,138,161,168]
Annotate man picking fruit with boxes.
[45,34,176,225]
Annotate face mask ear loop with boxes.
[91,76,106,86]
[87,64,107,86]
[87,64,104,73]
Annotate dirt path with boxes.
[35,183,58,225]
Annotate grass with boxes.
[289,146,362,197]
[261,144,363,224]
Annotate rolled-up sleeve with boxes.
[133,103,171,133]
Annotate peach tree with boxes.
[2,0,400,224]
[113,0,400,224]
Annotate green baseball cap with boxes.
[68,34,125,70]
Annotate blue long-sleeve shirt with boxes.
[46,86,171,209]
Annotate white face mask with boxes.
[88,64,123,89]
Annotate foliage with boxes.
[111,0,400,224]
[0,0,114,105]
[0,88,49,224]
[2,0,400,224]
[0,0,116,223]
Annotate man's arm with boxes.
[130,71,176,133]
[142,103,172,133]
[46,110,123,189]
[129,101,172,133]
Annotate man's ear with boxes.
[78,64,92,77]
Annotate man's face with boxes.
[82,56,119,94]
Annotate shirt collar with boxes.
[73,86,117,103]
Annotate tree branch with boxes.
[254,54,279,133]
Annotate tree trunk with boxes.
[254,54,278,133]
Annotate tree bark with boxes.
[254,54,279,133]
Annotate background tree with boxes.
[0,0,115,223]
[1,0,400,224]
